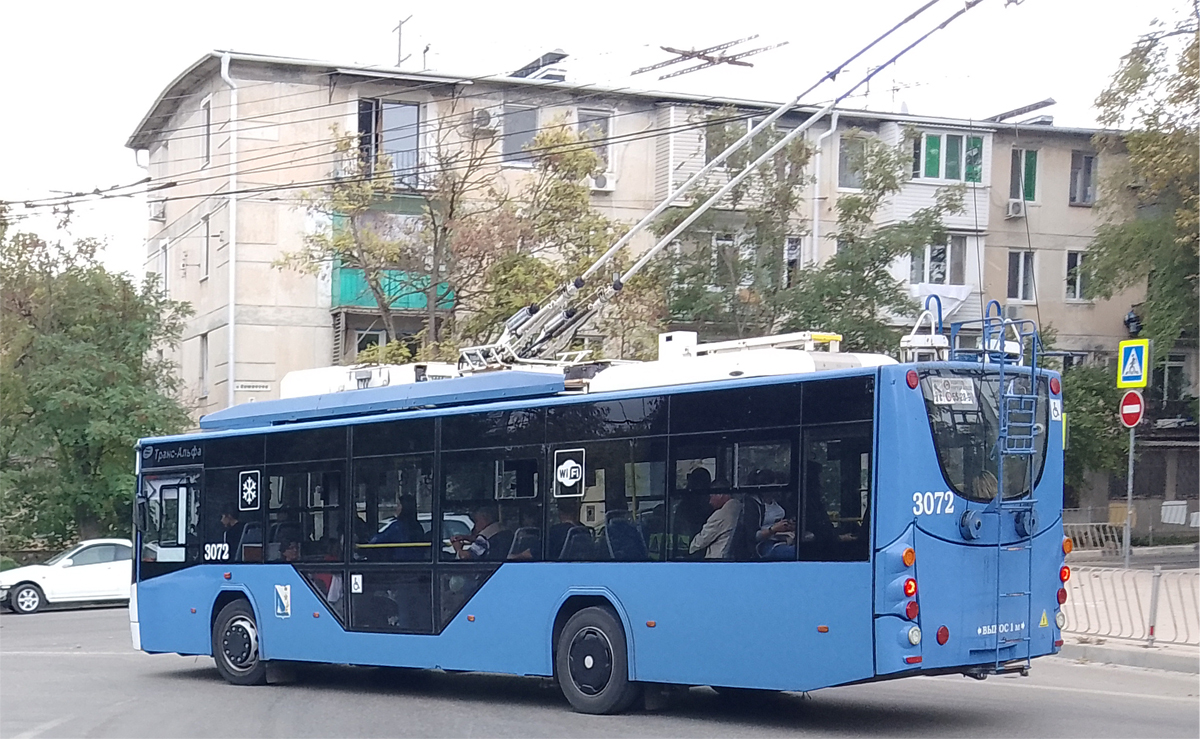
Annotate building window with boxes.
[1070,151,1096,206]
[1007,250,1034,301]
[911,234,966,285]
[356,330,385,354]
[838,136,865,189]
[501,105,538,164]
[577,109,611,170]
[201,215,210,280]
[201,99,211,168]
[1009,148,1038,202]
[159,239,169,296]
[784,235,802,286]
[358,99,421,188]
[1065,251,1089,300]
[1152,354,1189,402]
[912,133,983,183]
[199,333,209,398]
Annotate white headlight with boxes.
[908,625,922,645]
[1055,611,1066,629]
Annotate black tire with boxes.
[10,584,44,614]
[212,599,267,685]
[555,606,641,714]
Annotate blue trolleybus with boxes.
[131,319,1070,713]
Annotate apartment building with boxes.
[127,51,1194,513]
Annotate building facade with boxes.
[128,51,1195,515]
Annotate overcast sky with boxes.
[1,0,1186,277]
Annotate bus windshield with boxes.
[919,368,1048,502]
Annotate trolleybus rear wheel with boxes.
[212,599,267,685]
[555,606,641,714]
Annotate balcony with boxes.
[331,266,453,312]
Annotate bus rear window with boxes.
[919,369,1048,502]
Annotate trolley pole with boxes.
[1124,425,1134,569]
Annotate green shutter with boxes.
[965,136,983,183]
[945,135,962,180]
[1023,149,1038,201]
[924,134,941,178]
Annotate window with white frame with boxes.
[1007,250,1035,301]
[1009,148,1038,202]
[356,330,385,354]
[201,99,212,168]
[358,99,421,187]
[911,234,967,285]
[1069,151,1096,206]
[198,333,209,398]
[201,215,210,280]
[577,109,611,171]
[912,133,983,183]
[838,136,865,189]
[1152,354,1190,402]
[1065,251,1089,300]
[501,105,538,164]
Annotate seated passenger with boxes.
[450,506,512,561]
[508,509,543,560]
[751,490,796,560]
[688,491,743,559]
[370,495,427,560]
[547,499,591,560]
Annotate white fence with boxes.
[1062,566,1200,646]
[1063,523,1123,552]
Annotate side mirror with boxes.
[135,499,150,533]
[60,558,74,568]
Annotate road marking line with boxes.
[12,716,72,739]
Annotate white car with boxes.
[0,538,133,614]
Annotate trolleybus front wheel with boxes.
[212,599,267,685]
[555,606,641,714]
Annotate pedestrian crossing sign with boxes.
[1117,339,1150,388]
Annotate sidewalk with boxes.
[1057,635,1200,674]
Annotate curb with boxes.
[1058,642,1199,674]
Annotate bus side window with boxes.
[440,446,542,562]
[265,466,343,563]
[352,455,434,563]
[800,425,872,563]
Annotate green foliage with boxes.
[1089,19,1199,353]
[355,340,413,365]
[663,119,962,353]
[1,227,191,546]
[1060,365,1126,505]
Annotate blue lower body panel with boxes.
[137,561,875,692]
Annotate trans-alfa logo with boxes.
[556,459,582,487]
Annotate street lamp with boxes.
[1123,309,1142,337]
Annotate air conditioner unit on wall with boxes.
[1006,199,1026,219]
[471,106,500,136]
[588,173,615,192]
[149,200,166,222]
[1004,304,1022,320]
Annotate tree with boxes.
[1059,364,1126,506]
[1,221,191,545]
[1088,14,1199,353]
[662,117,963,353]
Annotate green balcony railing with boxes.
[332,266,453,311]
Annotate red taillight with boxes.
[1060,566,1071,582]
[905,601,920,620]
[1057,587,1068,605]
[1050,376,1061,395]
[936,625,949,645]
[904,578,918,597]
[1054,639,1064,647]
[902,547,916,567]
[906,370,920,389]
[905,656,922,664]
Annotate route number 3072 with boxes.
[203,543,230,561]
[913,491,956,516]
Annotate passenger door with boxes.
[51,545,117,600]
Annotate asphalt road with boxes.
[2,607,1197,739]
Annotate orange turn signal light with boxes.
[1063,537,1073,555]
[902,547,916,567]
[646,621,656,628]
[817,625,829,633]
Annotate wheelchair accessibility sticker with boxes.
[274,584,291,618]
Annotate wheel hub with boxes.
[16,589,39,611]
[567,627,613,696]
[222,616,259,671]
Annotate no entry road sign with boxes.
[1119,390,1144,428]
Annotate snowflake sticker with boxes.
[238,470,260,511]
